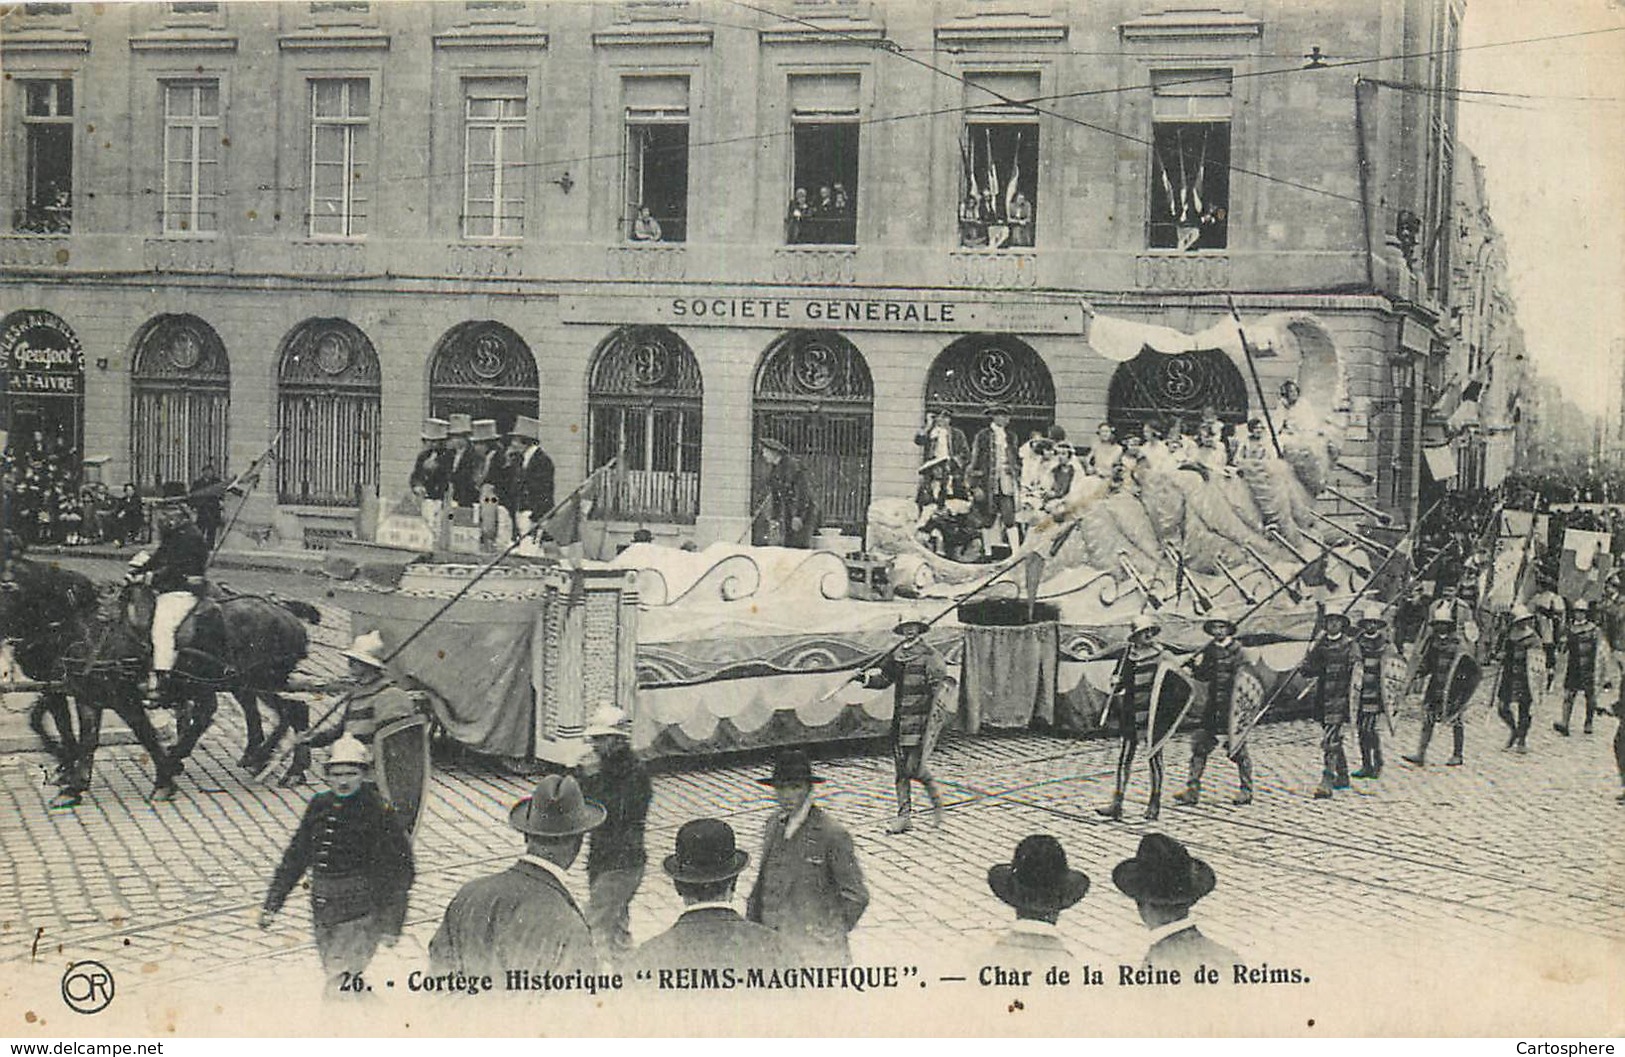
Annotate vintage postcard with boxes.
[0,0,1621,1038]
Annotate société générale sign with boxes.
[559,294,1085,335]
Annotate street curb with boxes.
[23,543,328,576]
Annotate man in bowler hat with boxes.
[854,619,956,833]
[1113,833,1238,973]
[746,750,869,962]
[260,735,414,997]
[428,774,604,977]
[981,835,1089,972]
[630,818,796,975]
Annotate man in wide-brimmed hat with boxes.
[303,630,432,768]
[981,835,1089,972]
[1175,612,1254,808]
[429,774,604,977]
[1098,613,1171,821]
[630,818,795,975]
[1113,833,1237,973]
[758,436,821,548]
[1351,602,1395,777]
[1497,603,1543,754]
[1303,609,1357,797]
[1405,602,1468,767]
[854,619,956,833]
[260,735,414,998]
[968,402,1022,554]
[574,706,652,963]
[746,750,869,961]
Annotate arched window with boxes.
[130,314,229,491]
[587,326,702,524]
[1106,346,1249,437]
[428,321,538,434]
[925,334,1055,442]
[752,330,873,538]
[275,318,381,506]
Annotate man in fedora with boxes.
[429,774,604,977]
[1175,613,1254,807]
[574,706,652,963]
[630,818,795,975]
[854,619,955,834]
[1303,609,1356,797]
[505,414,555,543]
[968,402,1022,554]
[758,437,820,548]
[982,834,1089,972]
[746,750,869,962]
[1098,614,1171,821]
[1113,833,1237,973]
[260,734,415,997]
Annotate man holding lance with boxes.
[1351,602,1394,779]
[1497,604,1542,754]
[1173,614,1254,808]
[1304,611,1356,798]
[854,619,956,834]
[1404,603,1468,767]
[1097,614,1171,822]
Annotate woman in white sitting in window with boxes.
[631,205,662,243]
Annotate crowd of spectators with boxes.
[1,433,148,548]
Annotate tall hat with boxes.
[756,749,824,787]
[584,706,630,739]
[509,415,541,441]
[324,734,372,770]
[663,818,750,884]
[1112,833,1216,907]
[447,413,474,437]
[470,418,499,443]
[421,418,450,441]
[987,835,1090,914]
[341,630,387,669]
[508,774,606,838]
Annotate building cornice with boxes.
[760,17,885,46]
[1119,8,1263,43]
[592,23,712,47]
[129,31,240,53]
[432,24,550,49]
[0,31,91,55]
[935,14,1068,47]
[278,29,391,52]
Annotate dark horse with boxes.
[0,560,321,807]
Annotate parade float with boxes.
[333,311,1400,763]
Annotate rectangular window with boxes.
[1148,69,1231,251]
[960,72,1040,249]
[787,74,859,245]
[462,78,526,240]
[308,78,370,238]
[168,2,220,13]
[23,3,72,15]
[162,81,221,235]
[623,77,689,243]
[309,0,370,13]
[14,80,73,234]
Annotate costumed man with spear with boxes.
[1496,604,1543,754]
[1404,602,1469,767]
[853,619,956,834]
[1303,610,1357,799]
[1172,612,1254,808]
[1556,598,1600,737]
[1097,613,1172,822]
[1351,602,1396,780]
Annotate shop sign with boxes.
[561,293,1085,335]
[1,310,85,396]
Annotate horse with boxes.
[1,559,105,783]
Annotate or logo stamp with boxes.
[61,960,115,1015]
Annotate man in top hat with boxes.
[854,619,956,834]
[629,818,796,976]
[1351,602,1395,778]
[981,834,1089,974]
[1497,604,1543,753]
[758,437,820,549]
[410,417,450,512]
[505,415,555,542]
[443,414,480,508]
[305,630,433,759]
[574,706,652,963]
[1303,610,1357,798]
[1174,613,1253,808]
[1557,598,1601,737]
[968,403,1022,553]
[1113,833,1237,974]
[915,407,970,506]
[428,774,604,977]
[1405,602,1468,767]
[260,734,415,997]
[1098,613,1171,821]
[127,499,210,700]
[746,750,869,962]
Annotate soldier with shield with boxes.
[1351,602,1396,779]
[1556,598,1600,737]
[1404,603,1475,767]
[1304,611,1356,798]
[854,619,957,834]
[1097,614,1184,822]
[1497,604,1544,753]
[1173,613,1255,808]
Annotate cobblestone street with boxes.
[2,557,1622,1034]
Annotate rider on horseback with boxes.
[128,499,210,701]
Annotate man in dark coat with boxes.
[443,413,480,508]
[914,407,970,507]
[428,774,604,978]
[1097,614,1170,822]
[1352,602,1396,777]
[504,414,555,541]
[967,402,1022,553]
[1557,598,1600,736]
[1303,610,1356,798]
[1175,615,1253,807]
[260,735,414,997]
[409,418,450,513]
[629,818,795,977]
[759,437,819,548]
[855,620,955,833]
[746,750,869,963]
[575,707,653,964]
[1405,603,1468,766]
[979,835,1089,975]
[128,501,210,700]
[188,462,225,551]
[1113,833,1238,974]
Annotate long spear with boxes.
[1227,295,1282,458]
[202,429,284,565]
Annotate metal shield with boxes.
[1145,663,1195,757]
[1445,653,1482,717]
[373,713,432,840]
[1226,667,1266,752]
[1526,647,1547,701]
